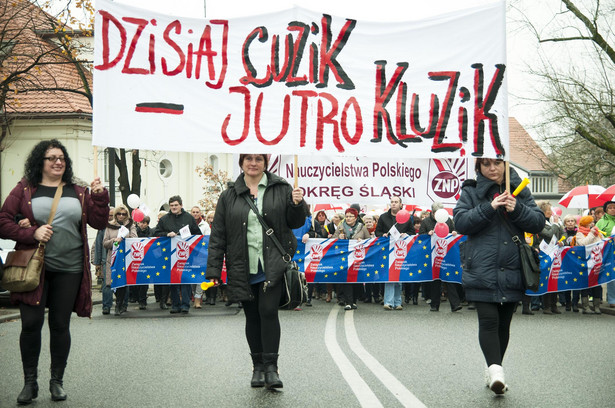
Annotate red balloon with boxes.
[396,209,410,224]
[552,207,562,217]
[434,222,449,238]
[132,208,144,222]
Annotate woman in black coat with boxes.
[206,154,306,390]
[454,158,544,396]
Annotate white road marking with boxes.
[324,307,384,408]
[344,311,427,408]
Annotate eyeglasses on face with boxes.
[44,156,66,163]
[117,212,128,216]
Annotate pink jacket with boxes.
[0,178,109,317]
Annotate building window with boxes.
[159,159,173,178]
[209,155,218,172]
[530,175,555,194]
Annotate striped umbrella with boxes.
[558,185,606,208]
[596,184,615,204]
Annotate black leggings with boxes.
[19,272,82,370]
[242,281,283,354]
[474,302,516,367]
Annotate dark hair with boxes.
[169,195,182,205]
[474,158,504,176]
[141,216,151,224]
[24,139,74,187]
[238,154,269,170]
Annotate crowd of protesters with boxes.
[90,196,614,318]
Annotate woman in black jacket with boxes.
[206,154,306,390]
[454,158,544,396]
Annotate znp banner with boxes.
[93,0,508,159]
[271,155,470,206]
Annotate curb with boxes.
[0,293,103,324]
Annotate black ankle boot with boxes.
[17,367,38,405]
[50,366,67,401]
[262,353,283,390]
[250,353,265,388]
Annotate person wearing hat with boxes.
[332,207,370,310]
[575,215,605,314]
[595,201,615,308]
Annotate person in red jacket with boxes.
[0,139,109,404]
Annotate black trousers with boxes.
[403,283,420,300]
[242,281,283,354]
[339,283,362,305]
[364,283,383,300]
[430,280,462,310]
[19,271,82,371]
[474,302,516,366]
[155,285,170,304]
[134,284,148,304]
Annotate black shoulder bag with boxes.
[243,195,308,309]
[499,212,541,292]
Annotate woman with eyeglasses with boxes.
[453,158,544,396]
[103,204,137,316]
[0,139,109,404]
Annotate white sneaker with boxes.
[488,364,507,395]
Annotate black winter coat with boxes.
[374,209,413,237]
[206,171,307,302]
[453,168,545,303]
[155,209,201,236]
[419,214,454,234]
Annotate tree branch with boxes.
[575,125,615,156]
[562,0,615,64]
[539,36,593,43]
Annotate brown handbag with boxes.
[1,184,63,292]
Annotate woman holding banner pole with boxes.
[206,154,307,390]
[453,158,544,396]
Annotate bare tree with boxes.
[511,0,615,186]
[0,0,141,204]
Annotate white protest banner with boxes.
[93,0,508,159]
[271,155,470,206]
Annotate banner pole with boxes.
[93,146,98,178]
[294,155,298,188]
[505,161,510,192]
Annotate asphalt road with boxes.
[0,297,613,407]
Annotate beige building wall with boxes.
[0,118,233,229]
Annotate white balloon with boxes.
[126,194,141,208]
[434,208,449,223]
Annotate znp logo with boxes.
[427,159,468,204]
[354,244,365,261]
[131,241,145,261]
[177,241,190,261]
[310,244,324,261]
[394,240,408,259]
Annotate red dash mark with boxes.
[135,102,184,115]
